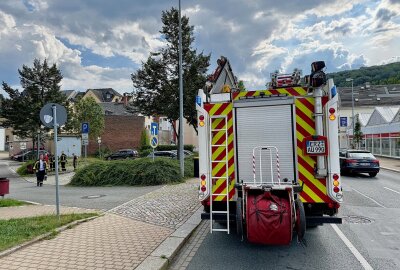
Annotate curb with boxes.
[0,213,102,259]
[135,206,203,270]
[381,166,400,173]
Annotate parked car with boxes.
[13,150,49,162]
[105,149,138,160]
[339,149,380,177]
[171,150,193,157]
[147,151,177,159]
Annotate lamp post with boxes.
[346,78,355,147]
[178,0,184,177]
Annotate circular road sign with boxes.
[40,103,67,128]
[150,136,158,149]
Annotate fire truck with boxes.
[196,57,343,244]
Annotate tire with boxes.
[369,172,377,177]
[295,199,306,241]
[236,199,244,240]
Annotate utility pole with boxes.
[346,78,355,148]
[178,0,184,177]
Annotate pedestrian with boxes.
[60,151,67,172]
[50,154,55,171]
[33,154,48,187]
[73,153,78,171]
[44,153,49,163]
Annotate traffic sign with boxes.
[20,142,26,150]
[82,139,89,146]
[151,122,158,136]
[82,122,89,134]
[40,103,67,128]
[81,133,88,140]
[340,117,347,127]
[150,136,158,148]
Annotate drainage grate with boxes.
[81,194,106,199]
[342,215,373,224]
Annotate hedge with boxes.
[16,160,36,176]
[156,144,195,152]
[69,157,194,186]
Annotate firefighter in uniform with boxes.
[60,151,67,171]
[50,154,55,171]
[33,154,48,187]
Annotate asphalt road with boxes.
[171,169,400,270]
[0,159,161,210]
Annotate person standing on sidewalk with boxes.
[72,153,78,171]
[33,154,48,187]
[60,151,67,172]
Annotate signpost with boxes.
[40,103,67,219]
[81,122,89,159]
[340,117,347,127]
[20,142,26,162]
[150,122,159,161]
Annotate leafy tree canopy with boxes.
[131,7,210,137]
[0,59,70,142]
[328,62,400,87]
[72,97,105,140]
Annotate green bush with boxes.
[69,158,194,186]
[139,149,152,157]
[16,160,36,176]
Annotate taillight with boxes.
[372,160,379,164]
[346,159,357,164]
[200,174,207,192]
[199,115,205,127]
[333,174,339,180]
[329,107,336,120]
[333,186,340,193]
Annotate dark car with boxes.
[13,150,48,162]
[340,150,380,177]
[147,151,177,159]
[171,150,193,157]
[106,149,138,160]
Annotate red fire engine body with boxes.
[196,57,343,244]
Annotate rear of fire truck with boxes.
[196,57,343,244]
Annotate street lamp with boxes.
[346,78,355,147]
[178,0,184,176]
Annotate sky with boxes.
[0,0,400,95]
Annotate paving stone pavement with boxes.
[0,214,173,270]
[110,178,200,229]
[0,178,201,270]
[0,205,98,220]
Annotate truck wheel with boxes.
[236,199,244,240]
[295,199,306,242]
[369,172,377,177]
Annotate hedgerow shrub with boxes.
[69,157,194,186]
[16,160,36,176]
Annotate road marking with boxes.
[352,188,386,208]
[331,224,374,270]
[384,186,400,195]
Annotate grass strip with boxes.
[0,199,29,208]
[0,213,98,252]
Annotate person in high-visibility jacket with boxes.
[33,154,49,187]
[60,151,67,171]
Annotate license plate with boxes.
[360,163,370,166]
[306,140,326,154]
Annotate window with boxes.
[348,152,375,159]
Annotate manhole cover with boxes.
[81,194,106,199]
[342,215,373,224]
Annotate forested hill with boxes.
[327,61,400,87]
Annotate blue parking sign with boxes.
[340,117,347,127]
[82,122,89,133]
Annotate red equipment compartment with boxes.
[246,190,292,245]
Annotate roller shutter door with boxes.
[235,105,295,183]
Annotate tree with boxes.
[0,59,69,149]
[139,129,149,150]
[131,7,210,151]
[238,80,247,92]
[353,115,363,149]
[73,97,105,140]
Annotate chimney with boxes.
[122,93,128,106]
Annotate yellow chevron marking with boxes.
[295,100,314,119]
[293,87,308,95]
[296,146,316,169]
[296,115,314,135]
[209,104,222,116]
[212,148,234,175]
[298,180,323,202]
[298,163,328,195]
[211,118,224,129]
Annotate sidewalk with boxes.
[0,178,201,270]
[378,156,400,172]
